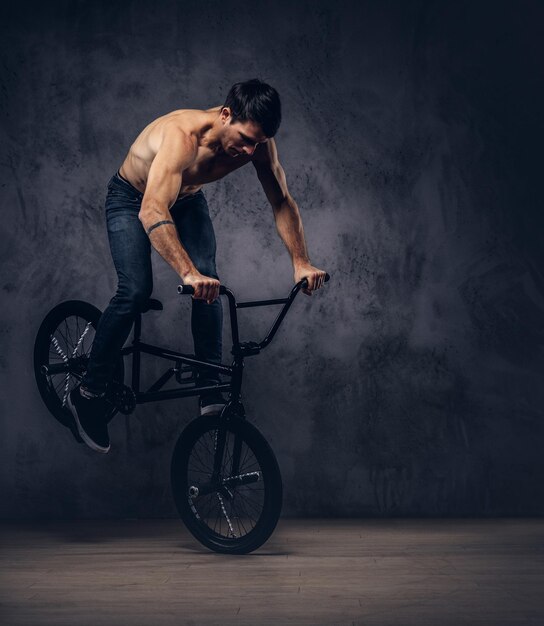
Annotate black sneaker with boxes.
[67,386,111,453]
[199,390,226,416]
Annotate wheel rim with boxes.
[185,426,267,541]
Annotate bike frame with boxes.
[40,276,327,500]
[120,280,309,421]
[122,278,322,491]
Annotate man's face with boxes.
[220,108,269,157]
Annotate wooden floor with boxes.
[1,518,543,625]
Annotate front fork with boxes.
[211,355,246,494]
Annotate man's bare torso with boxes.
[119,106,254,200]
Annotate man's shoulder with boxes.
[161,108,217,144]
[148,117,199,168]
[158,113,202,145]
[159,110,199,132]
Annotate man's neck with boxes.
[199,106,225,154]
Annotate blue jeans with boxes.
[81,171,223,395]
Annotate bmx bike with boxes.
[33,274,330,554]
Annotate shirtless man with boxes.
[67,78,328,454]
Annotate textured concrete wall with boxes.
[1,0,543,518]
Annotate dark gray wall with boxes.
[1,0,543,518]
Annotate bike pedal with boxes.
[174,359,197,385]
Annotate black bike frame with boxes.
[119,280,310,413]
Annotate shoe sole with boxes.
[200,403,225,416]
[67,393,110,454]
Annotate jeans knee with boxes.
[114,282,152,313]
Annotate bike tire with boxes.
[33,300,125,440]
[171,415,283,554]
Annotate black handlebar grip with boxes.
[177,284,228,295]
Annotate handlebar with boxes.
[177,273,330,297]
[177,273,331,356]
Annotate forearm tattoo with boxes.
[145,220,175,236]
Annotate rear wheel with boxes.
[33,300,125,441]
[171,415,283,554]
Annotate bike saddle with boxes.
[141,298,163,313]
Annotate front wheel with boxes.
[171,415,283,554]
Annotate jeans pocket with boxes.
[105,192,142,214]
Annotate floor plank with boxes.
[1,518,543,625]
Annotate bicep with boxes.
[142,127,195,210]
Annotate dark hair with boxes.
[223,78,281,138]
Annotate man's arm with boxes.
[138,124,220,303]
[252,139,327,295]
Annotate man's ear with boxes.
[220,107,232,124]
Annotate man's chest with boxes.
[182,148,251,184]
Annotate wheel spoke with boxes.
[185,425,268,540]
[235,489,263,516]
[50,335,68,361]
[239,441,254,472]
[52,376,67,396]
[190,442,212,472]
[54,326,69,353]
[71,321,92,357]
[217,492,237,537]
[45,318,94,407]
[235,503,251,534]
[233,493,257,529]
